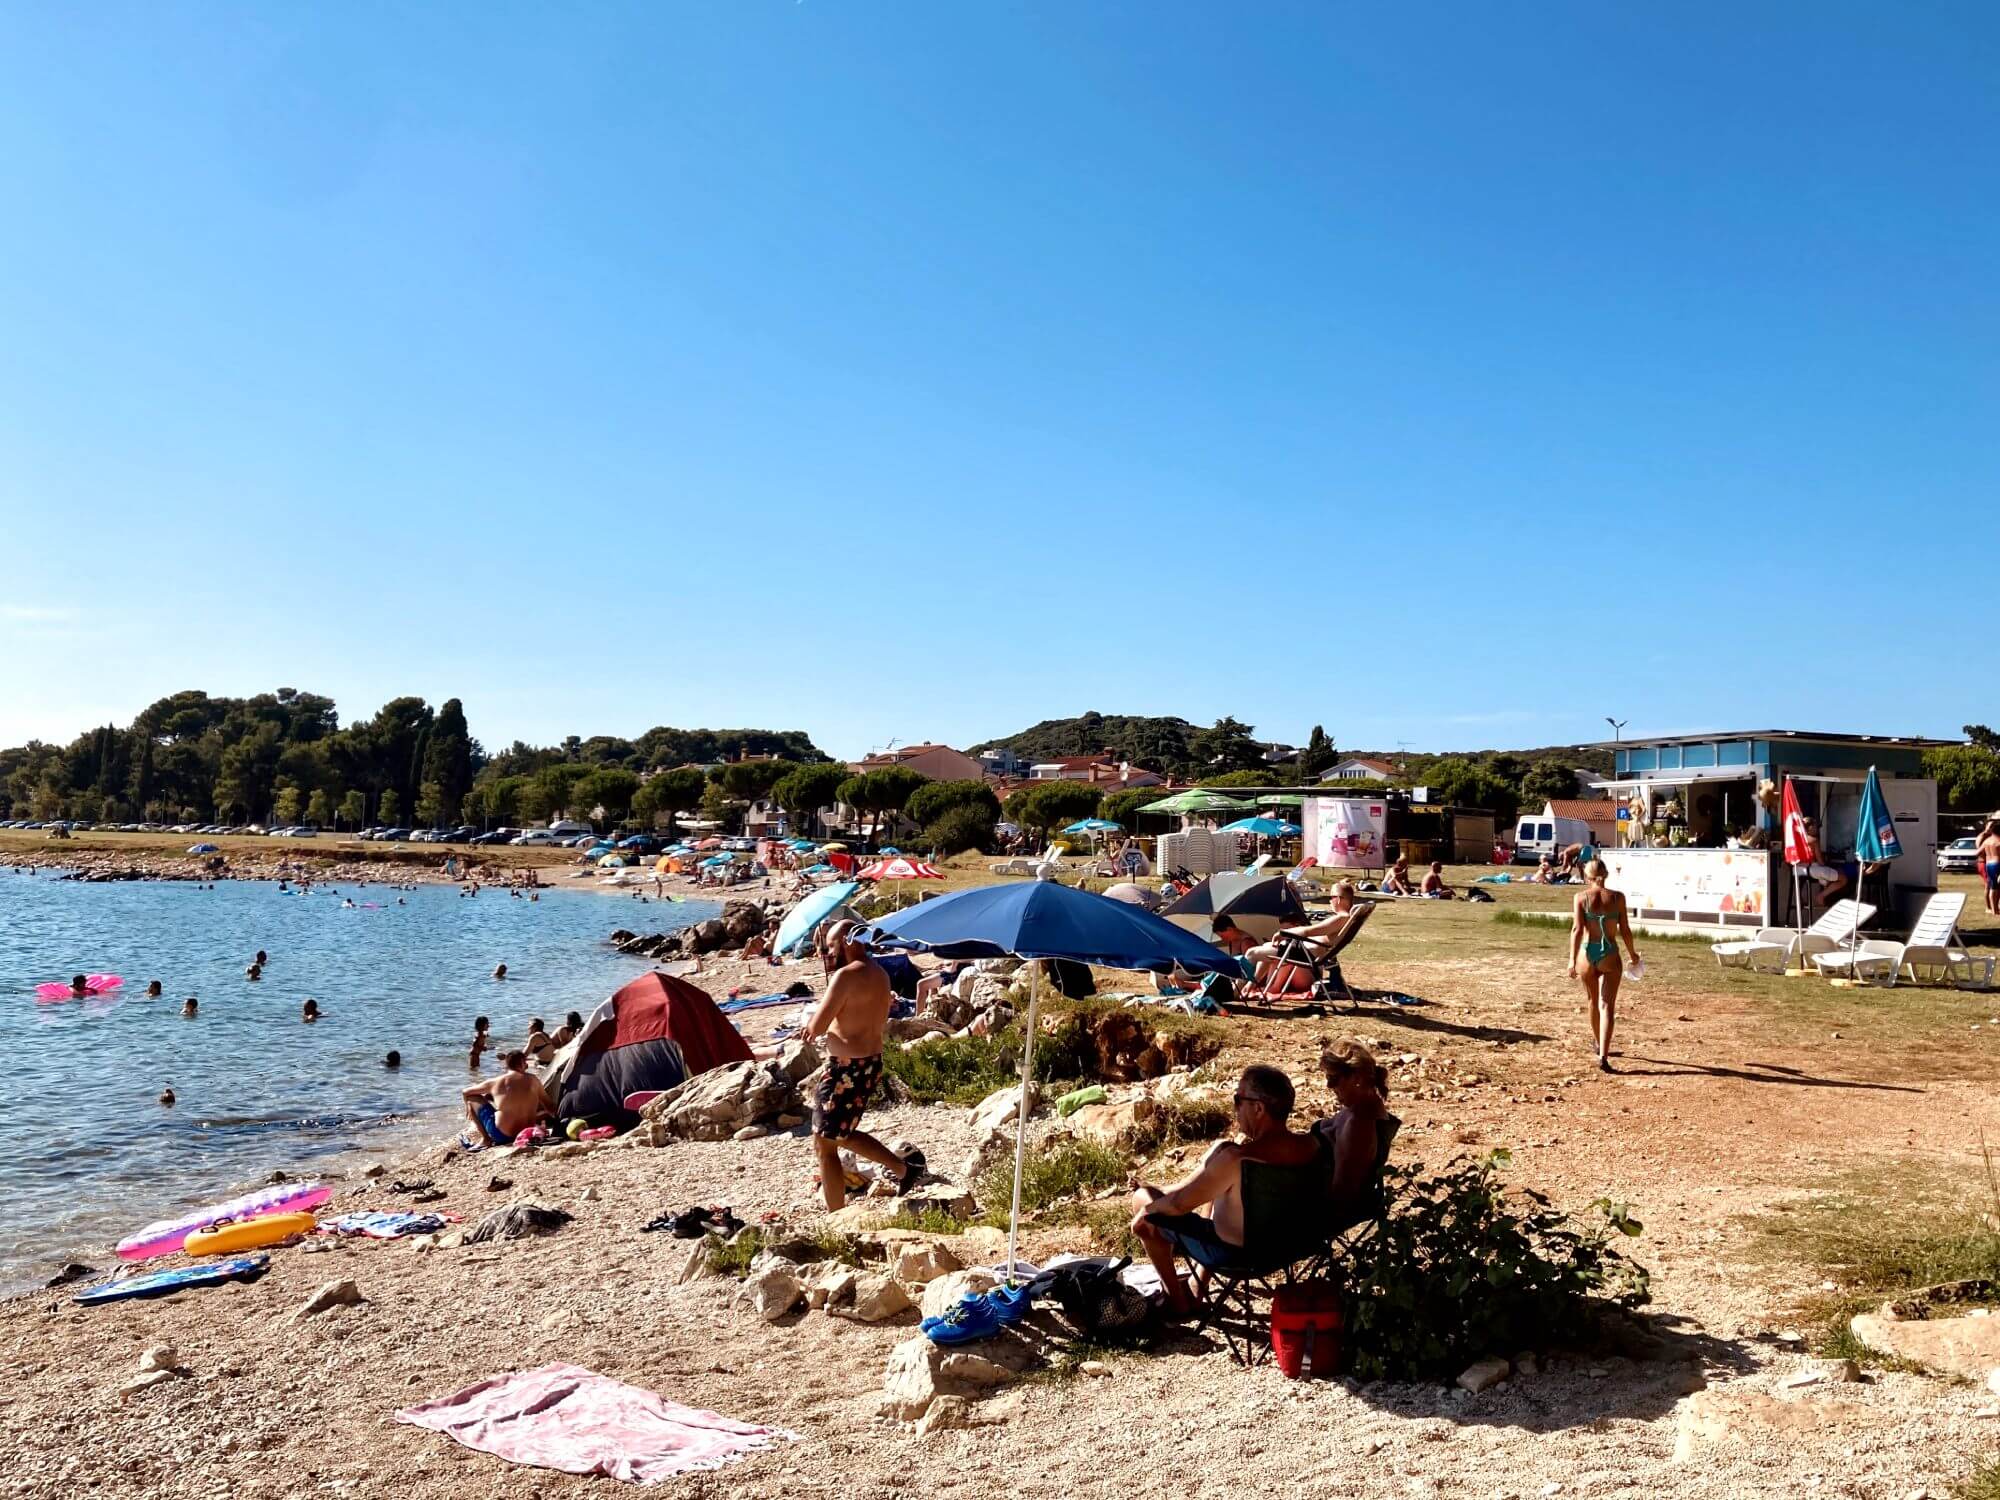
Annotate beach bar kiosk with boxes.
[1590,730,1947,932]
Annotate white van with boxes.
[510,828,568,846]
[548,819,592,836]
[1512,814,1595,865]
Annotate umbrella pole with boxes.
[1005,961,1039,1290]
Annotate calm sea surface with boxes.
[0,871,713,1291]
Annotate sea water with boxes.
[0,872,715,1291]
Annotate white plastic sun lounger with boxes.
[1712,900,1873,973]
[1811,892,1996,988]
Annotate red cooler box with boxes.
[1270,1282,1342,1378]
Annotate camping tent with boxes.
[1161,870,1307,942]
[547,973,753,1129]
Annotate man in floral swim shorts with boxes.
[806,922,924,1211]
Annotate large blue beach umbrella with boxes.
[1848,767,1904,961]
[1061,818,1123,834]
[862,881,1232,1279]
[775,879,862,958]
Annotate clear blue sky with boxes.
[2,2,1994,761]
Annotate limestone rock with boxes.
[777,1038,823,1084]
[1069,1098,1159,1148]
[119,1368,180,1399]
[291,1279,364,1323]
[1672,1388,1873,1462]
[814,1266,861,1308]
[1781,1358,1861,1388]
[734,1125,772,1141]
[970,1084,1039,1137]
[1080,1359,1112,1378]
[833,1273,913,1324]
[880,1333,1022,1421]
[890,1240,964,1286]
[642,1059,800,1143]
[1457,1357,1510,1394]
[741,1258,803,1322]
[922,1268,998,1322]
[672,1241,713,1285]
[137,1346,177,1373]
[826,1199,901,1232]
[1850,1309,2000,1382]
[915,1394,975,1436]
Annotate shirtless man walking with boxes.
[1978,820,2000,918]
[461,1050,554,1145]
[805,922,921,1210]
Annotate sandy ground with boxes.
[5,884,2000,1498]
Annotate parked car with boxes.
[469,829,517,846]
[510,829,568,846]
[377,827,412,842]
[1939,836,1981,874]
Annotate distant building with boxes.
[1540,798,1619,849]
[1028,757,1164,789]
[743,799,786,836]
[978,747,1028,779]
[851,743,985,782]
[1320,757,1401,783]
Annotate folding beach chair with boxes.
[1239,903,1377,1012]
[1176,1115,1400,1366]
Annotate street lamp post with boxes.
[1605,717,1628,742]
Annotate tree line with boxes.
[0,688,828,830]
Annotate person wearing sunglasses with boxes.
[1129,1064,1319,1319]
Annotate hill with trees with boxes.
[0,689,828,829]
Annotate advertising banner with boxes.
[1305,797,1386,870]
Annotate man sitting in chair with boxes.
[1130,1065,1320,1318]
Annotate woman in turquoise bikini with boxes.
[1568,858,1640,1073]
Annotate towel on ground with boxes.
[318,1211,453,1239]
[395,1362,799,1484]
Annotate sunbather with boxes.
[1246,882,1360,985]
[1380,858,1415,896]
[1130,1064,1320,1317]
[461,1050,555,1145]
[1419,862,1454,899]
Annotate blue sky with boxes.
[1,2,1994,761]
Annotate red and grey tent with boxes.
[549,972,753,1128]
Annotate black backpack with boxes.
[1046,1257,1154,1343]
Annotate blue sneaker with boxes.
[985,1283,1035,1325]
[924,1295,1003,1346]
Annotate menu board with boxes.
[1601,848,1769,920]
[1305,797,1387,870]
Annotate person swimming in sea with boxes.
[384,1050,401,1069]
[181,997,198,1018]
[67,975,89,999]
[301,998,320,1024]
[245,963,262,981]
[492,963,508,981]
[159,1086,175,1106]
[144,980,163,999]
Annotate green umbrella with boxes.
[1255,793,1306,808]
[1138,789,1257,816]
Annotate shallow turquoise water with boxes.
[0,871,713,1289]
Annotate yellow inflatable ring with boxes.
[183,1211,316,1256]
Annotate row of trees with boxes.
[0,688,830,831]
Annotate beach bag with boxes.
[1047,1257,1153,1344]
[1270,1281,1342,1378]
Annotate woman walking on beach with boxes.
[1567,858,1639,1073]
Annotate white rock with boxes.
[880,1334,1020,1420]
[137,1345,177,1374]
[1988,1367,2000,1397]
[1673,1387,1874,1462]
[291,1279,364,1322]
[969,1084,1039,1136]
[833,1273,912,1324]
[579,1186,601,1202]
[1782,1358,1860,1388]
[1456,1357,1510,1394]
[1851,1309,2000,1382]
[740,1259,803,1323]
[890,1240,963,1286]
[1079,1359,1112,1377]
[921,1269,998,1322]
[118,1368,179,1400]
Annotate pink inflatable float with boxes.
[115,1181,334,1261]
[35,974,123,1003]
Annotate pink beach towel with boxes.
[395,1362,799,1484]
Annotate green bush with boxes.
[1336,1150,1650,1381]
[977,1137,1133,1220]
[706,1226,765,1277]
[923,803,996,855]
[881,1012,1101,1105]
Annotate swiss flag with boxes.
[1781,778,1811,865]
